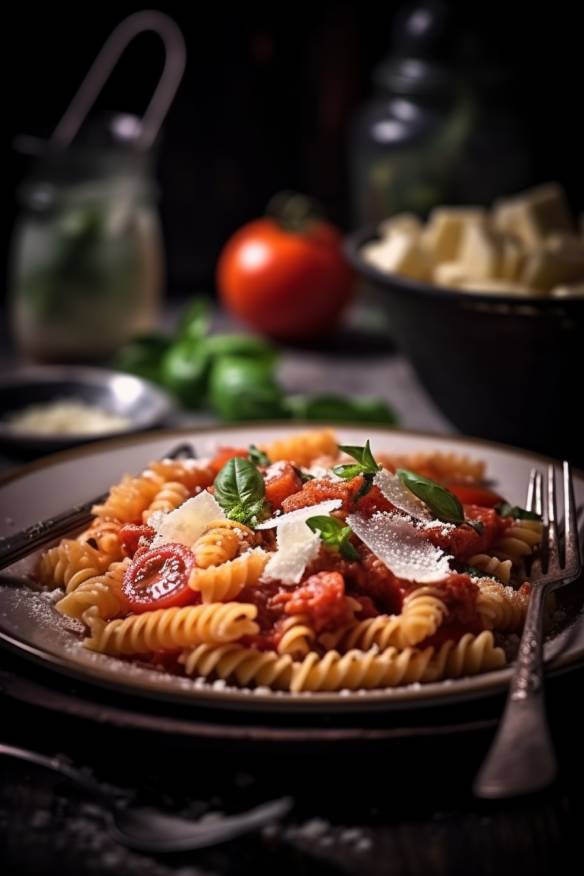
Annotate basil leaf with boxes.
[333,463,367,480]
[337,441,380,474]
[284,394,397,425]
[495,502,541,521]
[465,520,485,535]
[179,298,211,343]
[214,457,266,525]
[306,515,360,562]
[248,444,271,467]
[397,468,464,525]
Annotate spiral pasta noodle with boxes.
[492,520,543,565]
[423,631,505,682]
[180,644,294,689]
[147,459,214,492]
[276,615,315,658]
[188,549,269,602]
[476,579,529,632]
[320,587,448,652]
[56,559,129,620]
[77,519,124,563]
[262,430,338,467]
[84,602,259,655]
[290,646,435,692]
[142,481,190,522]
[377,450,485,484]
[468,553,512,585]
[92,472,162,524]
[37,539,110,593]
[192,520,255,569]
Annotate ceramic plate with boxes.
[0,424,582,714]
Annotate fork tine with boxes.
[563,461,582,575]
[526,469,543,515]
[546,465,561,576]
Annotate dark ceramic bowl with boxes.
[0,366,174,455]
[345,227,584,463]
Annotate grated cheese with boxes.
[4,398,131,436]
[255,499,342,530]
[347,511,452,582]
[374,469,432,521]
[151,491,225,548]
[262,519,321,584]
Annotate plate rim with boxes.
[1,422,583,714]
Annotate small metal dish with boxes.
[0,365,174,455]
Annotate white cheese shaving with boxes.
[255,499,342,530]
[262,519,321,584]
[347,511,452,583]
[151,491,225,548]
[373,469,431,521]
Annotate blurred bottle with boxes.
[10,117,164,362]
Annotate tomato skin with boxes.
[120,524,155,558]
[217,218,354,342]
[209,446,249,476]
[447,484,503,508]
[263,463,303,510]
[122,543,198,613]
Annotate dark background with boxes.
[3,1,583,299]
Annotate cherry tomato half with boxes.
[447,485,504,508]
[122,543,197,613]
[119,524,155,558]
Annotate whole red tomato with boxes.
[217,194,354,342]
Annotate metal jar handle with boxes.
[50,10,186,151]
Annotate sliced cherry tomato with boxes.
[119,524,155,558]
[122,543,198,613]
[209,446,249,475]
[447,484,503,508]
[263,462,303,510]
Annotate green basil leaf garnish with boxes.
[332,441,381,498]
[214,457,266,525]
[306,515,360,561]
[397,469,465,525]
[495,502,541,521]
[248,444,271,467]
[465,520,485,535]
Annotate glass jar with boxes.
[10,144,164,362]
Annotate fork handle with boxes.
[473,584,557,798]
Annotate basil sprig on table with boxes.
[214,457,266,525]
[494,502,541,521]
[248,444,271,467]
[333,441,381,498]
[397,469,484,534]
[306,516,360,561]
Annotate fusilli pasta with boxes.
[56,559,129,620]
[468,553,512,585]
[491,520,543,565]
[188,549,269,602]
[262,430,338,467]
[37,539,110,593]
[423,631,505,681]
[84,603,259,655]
[142,481,190,521]
[147,458,214,492]
[192,519,255,569]
[276,615,315,658]
[92,472,162,523]
[476,579,529,632]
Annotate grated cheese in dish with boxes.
[255,499,342,530]
[4,398,131,436]
[347,511,453,583]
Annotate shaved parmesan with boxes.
[262,519,321,584]
[347,511,452,583]
[151,491,225,548]
[374,469,431,521]
[255,499,342,530]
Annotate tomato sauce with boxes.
[281,475,364,513]
[423,505,510,562]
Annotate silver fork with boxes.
[474,462,582,798]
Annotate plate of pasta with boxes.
[0,425,583,713]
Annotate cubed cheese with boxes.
[432,261,468,288]
[378,213,422,239]
[521,237,584,292]
[458,223,503,280]
[361,232,430,280]
[423,207,486,262]
[493,183,573,248]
